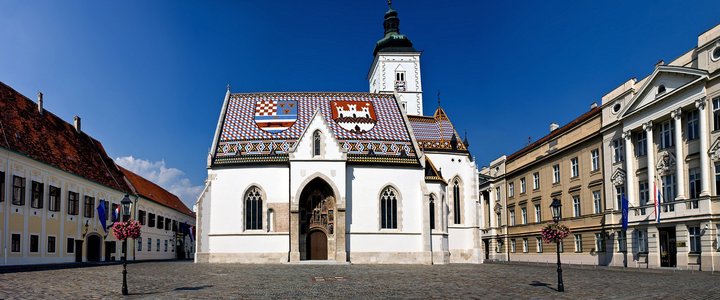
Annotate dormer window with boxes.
[657,85,666,95]
[395,71,406,91]
[313,130,321,157]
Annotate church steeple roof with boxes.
[373,1,416,56]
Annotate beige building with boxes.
[0,81,194,265]
[502,107,606,265]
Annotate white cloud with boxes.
[115,156,203,209]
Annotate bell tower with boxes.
[368,1,424,116]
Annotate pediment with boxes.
[611,168,626,186]
[709,137,720,161]
[289,109,346,161]
[620,66,708,117]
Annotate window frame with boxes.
[536,237,543,253]
[713,97,720,131]
[570,157,579,178]
[520,178,526,194]
[521,207,527,225]
[380,186,400,229]
[689,226,701,253]
[0,171,4,203]
[508,182,515,197]
[47,236,56,253]
[595,233,605,252]
[534,204,541,223]
[659,120,674,149]
[452,179,462,225]
[617,231,627,252]
[509,210,515,226]
[593,191,602,214]
[67,191,79,215]
[30,234,39,253]
[635,131,647,157]
[552,164,560,184]
[31,181,43,209]
[532,172,540,190]
[687,110,699,140]
[11,234,21,253]
[612,139,624,163]
[574,234,583,252]
[522,238,528,253]
[573,195,581,217]
[83,196,95,218]
[12,175,26,206]
[48,186,60,212]
[591,149,599,171]
[637,230,648,253]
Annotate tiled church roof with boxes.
[213,92,419,166]
[119,166,194,217]
[407,107,468,153]
[0,81,132,193]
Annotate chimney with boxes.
[550,122,559,132]
[73,116,81,133]
[37,92,43,114]
[590,102,598,109]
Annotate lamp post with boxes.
[120,194,132,296]
[550,198,564,292]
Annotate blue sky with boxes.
[1,1,719,207]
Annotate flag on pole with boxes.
[654,179,662,223]
[621,194,629,230]
[97,200,108,233]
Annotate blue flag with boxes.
[621,194,629,231]
[97,200,108,233]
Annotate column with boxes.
[671,108,686,200]
[644,121,655,206]
[697,98,711,196]
[623,130,636,206]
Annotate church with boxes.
[195,4,481,264]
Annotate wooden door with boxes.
[309,230,328,260]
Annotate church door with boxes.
[308,230,328,260]
[298,178,335,260]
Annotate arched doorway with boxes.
[86,234,102,262]
[299,178,335,260]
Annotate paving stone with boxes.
[0,261,718,299]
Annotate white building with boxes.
[196,4,481,264]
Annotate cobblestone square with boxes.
[1,261,719,299]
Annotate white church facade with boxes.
[195,5,481,264]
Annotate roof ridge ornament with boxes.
[387,0,392,9]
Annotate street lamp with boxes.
[120,194,132,296]
[550,198,564,292]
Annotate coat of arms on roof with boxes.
[254,100,298,133]
[330,101,377,134]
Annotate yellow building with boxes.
[503,107,605,264]
[0,81,194,265]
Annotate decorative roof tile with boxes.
[408,107,467,153]
[213,92,419,166]
[0,81,132,194]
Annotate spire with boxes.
[463,130,470,149]
[373,1,416,56]
[437,91,441,108]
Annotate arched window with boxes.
[657,85,666,94]
[453,179,462,224]
[245,187,263,230]
[429,194,436,230]
[380,186,398,229]
[313,130,321,157]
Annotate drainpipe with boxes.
[132,195,139,261]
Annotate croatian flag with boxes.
[654,179,662,223]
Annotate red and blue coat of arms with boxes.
[254,100,298,133]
